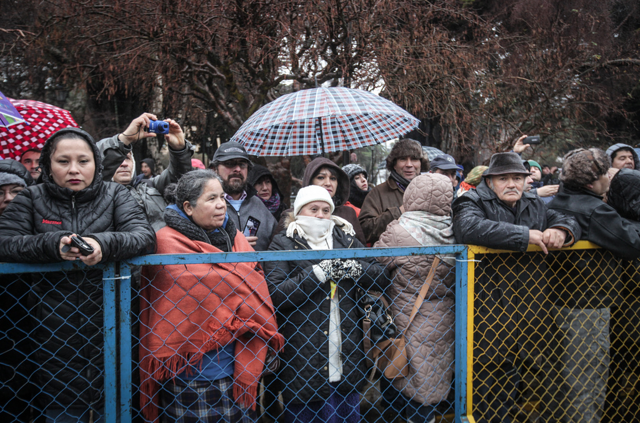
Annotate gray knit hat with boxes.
[341,164,367,180]
[0,171,27,188]
[560,148,610,189]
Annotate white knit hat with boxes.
[294,185,335,216]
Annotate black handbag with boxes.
[359,290,398,366]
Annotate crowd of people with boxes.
[1,112,639,423]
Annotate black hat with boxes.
[212,141,250,163]
[429,154,459,171]
[484,152,530,176]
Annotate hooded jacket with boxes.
[247,164,287,222]
[374,174,456,405]
[0,127,156,409]
[606,143,640,170]
[274,157,366,244]
[608,168,640,222]
[264,220,388,404]
[225,183,278,252]
[97,134,193,231]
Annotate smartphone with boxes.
[523,135,541,145]
[243,216,261,237]
[61,235,95,256]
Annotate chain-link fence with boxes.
[0,245,467,423]
[464,241,640,423]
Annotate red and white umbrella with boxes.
[0,99,80,160]
[230,87,420,156]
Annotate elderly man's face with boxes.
[611,149,635,170]
[489,174,526,207]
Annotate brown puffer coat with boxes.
[374,173,456,406]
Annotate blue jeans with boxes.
[45,408,104,423]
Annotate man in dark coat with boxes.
[452,152,580,423]
[548,148,640,423]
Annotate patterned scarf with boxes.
[262,191,281,214]
[398,211,456,266]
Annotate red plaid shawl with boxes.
[139,226,283,421]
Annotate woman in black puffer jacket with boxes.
[0,127,155,422]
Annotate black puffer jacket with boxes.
[264,222,388,404]
[0,127,156,409]
[452,179,581,251]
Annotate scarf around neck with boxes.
[286,215,355,249]
[262,191,281,214]
[390,170,411,192]
[398,211,456,266]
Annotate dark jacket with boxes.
[275,158,366,244]
[359,177,405,244]
[97,134,193,231]
[452,179,581,251]
[0,158,34,186]
[247,164,287,222]
[225,183,278,251]
[549,184,640,260]
[607,168,640,222]
[264,224,388,404]
[0,128,156,409]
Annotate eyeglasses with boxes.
[221,160,249,169]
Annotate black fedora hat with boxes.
[484,152,531,177]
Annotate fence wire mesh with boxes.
[467,241,640,423]
[0,268,108,423]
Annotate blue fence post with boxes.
[119,262,133,423]
[455,248,469,423]
[103,263,118,423]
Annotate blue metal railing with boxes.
[0,245,469,423]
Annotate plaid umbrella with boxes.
[422,146,446,161]
[231,87,420,156]
[0,98,79,159]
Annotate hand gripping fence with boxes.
[2,242,637,422]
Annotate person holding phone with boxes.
[0,128,155,422]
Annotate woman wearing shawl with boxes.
[139,170,283,422]
[264,185,388,423]
[247,164,287,222]
[375,174,457,423]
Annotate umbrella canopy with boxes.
[422,146,446,161]
[0,99,79,160]
[0,91,26,127]
[231,87,420,156]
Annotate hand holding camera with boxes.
[59,234,103,266]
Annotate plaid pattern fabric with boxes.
[231,87,420,156]
[0,99,79,159]
[160,376,257,423]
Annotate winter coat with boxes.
[548,184,640,307]
[247,164,287,222]
[0,128,156,409]
[375,174,456,405]
[359,177,405,245]
[264,222,389,404]
[0,158,34,187]
[606,143,640,170]
[608,168,640,222]
[452,179,581,251]
[274,157,366,244]
[97,134,194,231]
[225,184,278,251]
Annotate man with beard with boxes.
[452,152,580,423]
[211,141,277,251]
